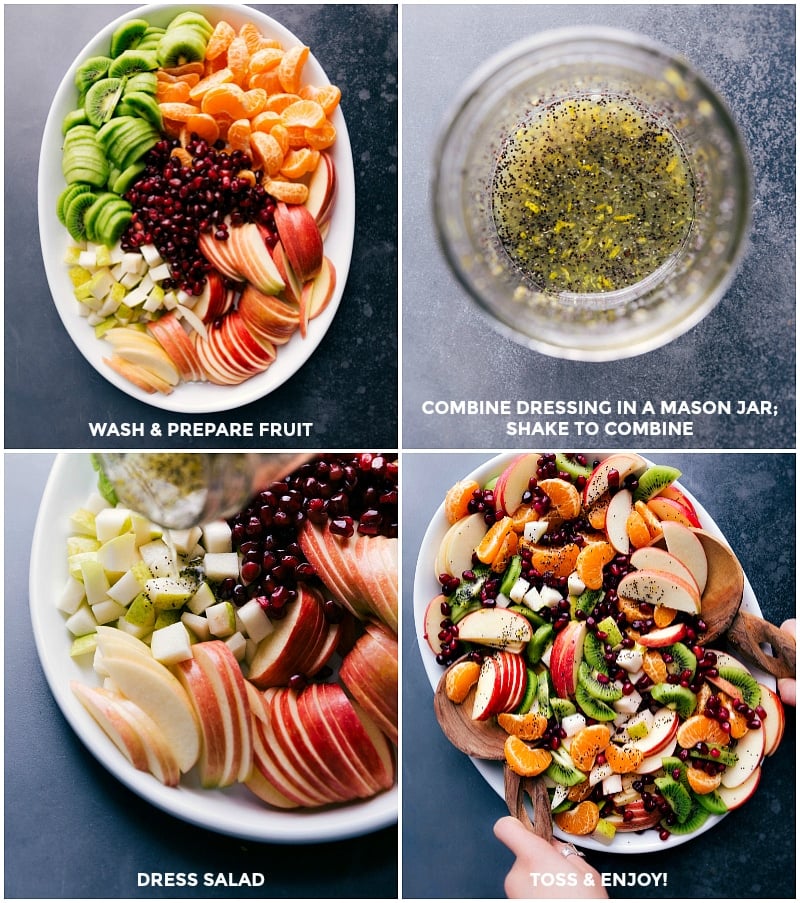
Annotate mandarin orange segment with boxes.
[538,478,582,520]
[156,80,191,103]
[280,147,320,179]
[642,649,668,684]
[185,113,220,145]
[249,70,283,93]
[201,84,248,119]
[490,529,519,574]
[188,68,235,101]
[474,516,514,565]
[312,84,342,117]
[653,605,677,627]
[263,178,309,204]
[497,711,548,741]
[280,99,327,130]
[718,692,750,739]
[554,800,600,836]
[625,509,652,549]
[444,479,480,525]
[278,44,310,94]
[686,766,722,795]
[251,110,283,133]
[634,500,663,539]
[444,660,481,704]
[226,34,252,83]
[676,714,731,749]
[249,131,285,176]
[238,21,267,54]
[304,122,337,150]
[205,20,236,60]
[227,118,252,154]
[270,123,290,155]
[242,88,268,117]
[617,596,647,622]
[527,543,580,579]
[249,46,285,73]
[575,541,615,591]
[504,735,552,777]
[567,779,594,802]
[604,743,645,774]
[510,504,539,532]
[586,496,610,530]
[158,102,200,122]
[569,723,611,771]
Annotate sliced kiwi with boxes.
[659,801,709,834]
[571,587,603,620]
[689,746,738,767]
[62,108,90,135]
[84,77,125,127]
[108,49,159,79]
[57,182,92,226]
[660,756,693,792]
[109,18,150,57]
[64,190,99,241]
[544,748,587,787]
[582,631,610,675]
[137,26,166,53]
[507,604,546,629]
[575,684,617,721]
[554,453,593,480]
[525,623,554,666]
[715,666,762,709]
[654,775,693,823]
[166,11,214,38]
[156,25,208,68]
[124,71,159,96]
[633,465,682,503]
[596,615,623,648]
[665,642,697,680]
[514,669,538,714]
[650,682,698,719]
[111,161,146,196]
[578,661,622,702]
[75,55,112,93]
[550,697,577,720]
[536,670,553,719]
[499,555,523,597]
[693,789,728,815]
[122,91,163,130]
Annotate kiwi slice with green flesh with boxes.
[57,182,93,225]
[554,453,593,480]
[715,666,762,709]
[596,615,623,648]
[138,27,166,52]
[499,555,522,597]
[111,162,146,196]
[582,631,610,675]
[166,11,214,38]
[659,801,709,834]
[654,775,693,823]
[62,145,109,188]
[157,26,208,68]
[575,684,617,721]
[62,109,90,134]
[660,756,693,792]
[578,661,622,702]
[64,190,99,241]
[545,748,587,787]
[689,746,738,767]
[633,465,682,503]
[507,604,546,629]
[550,697,577,719]
[124,71,159,96]
[649,682,698,719]
[665,642,697,680]
[551,798,573,813]
[536,670,553,719]
[111,122,161,171]
[75,56,112,93]
[514,669,538,714]
[84,77,125,127]
[571,587,603,620]
[82,193,124,243]
[122,91,163,130]
[526,623,554,666]
[108,49,159,79]
[693,789,728,815]
[110,18,150,57]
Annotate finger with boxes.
[494,815,554,858]
[778,677,796,706]
[780,618,796,637]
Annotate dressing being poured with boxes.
[491,95,695,295]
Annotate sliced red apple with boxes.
[304,150,336,224]
[757,683,786,755]
[628,547,700,593]
[583,454,648,508]
[717,765,761,809]
[456,607,533,654]
[604,488,633,554]
[629,707,679,756]
[647,496,702,529]
[617,568,701,614]
[549,620,587,699]
[339,621,398,744]
[273,201,324,281]
[300,256,337,334]
[660,521,708,593]
[721,724,765,788]
[636,622,689,648]
[434,512,488,579]
[494,453,540,516]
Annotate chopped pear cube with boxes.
[65,603,98,637]
[80,558,110,605]
[144,576,196,610]
[94,507,133,541]
[187,582,216,615]
[57,575,87,615]
[203,552,239,582]
[150,621,193,665]
[206,600,236,637]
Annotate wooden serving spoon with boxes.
[433,663,553,838]
[693,529,795,679]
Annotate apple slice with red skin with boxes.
[424,595,448,655]
[647,496,702,528]
[114,694,182,787]
[350,533,398,632]
[190,269,229,322]
[299,256,337,335]
[717,765,761,809]
[494,453,540,516]
[583,453,648,508]
[104,355,172,394]
[435,512,489,580]
[617,569,701,615]
[228,222,286,296]
[658,485,701,522]
[340,622,398,743]
[549,620,588,698]
[238,283,300,346]
[198,229,245,283]
[661,522,708,593]
[605,488,633,554]
[248,584,328,688]
[273,201,324,282]
[244,761,300,809]
[605,798,663,831]
[148,312,205,383]
[629,546,700,594]
[629,707,679,756]
[298,521,371,621]
[304,150,336,225]
[173,656,230,787]
[456,607,532,654]
[757,683,785,755]
[720,721,765,788]
[636,623,689,648]
[271,241,303,306]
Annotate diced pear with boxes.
[235,598,274,643]
[66,535,101,557]
[168,526,203,555]
[91,598,129,625]
[80,558,111,605]
[125,592,156,629]
[70,634,98,658]
[94,507,133,542]
[69,549,99,580]
[65,603,98,637]
[97,532,140,577]
[69,508,97,537]
[144,577,196,610]
[154,609,182,630]
[107,569,145,606]
[139,539,178,578]
[225,631,247,662]
[180,611,211,642]
[187,581,216,615]
[205,600,236,637]
[150,622,193,666]
[58,575,87,615]
[201,520,233,554]
[203,552,239,582]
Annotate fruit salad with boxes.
[60,454,397,809]
[422,452,785,846]
[57,9,341,394]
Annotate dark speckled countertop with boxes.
[402,4,795,449]
[5,4,397,449]
[402,451,796,899]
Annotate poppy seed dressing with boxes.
[491,95,695,294]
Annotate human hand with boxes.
[494,816,608,899]
[777,618,795,706]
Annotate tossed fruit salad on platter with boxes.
[421,452,785,845]
[57,9,341,394]
[59,454,397,809]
